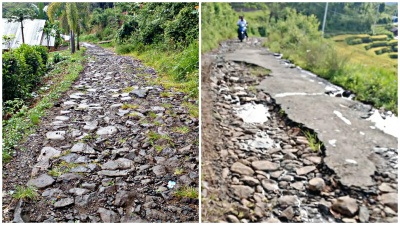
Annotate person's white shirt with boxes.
[237,19,247,27]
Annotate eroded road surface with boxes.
[201,38,397,223]
[2,43,199,223]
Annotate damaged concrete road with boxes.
[225,48,397,188]
[201,37,397,223]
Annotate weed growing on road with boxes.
[160,92,173,98]
[147,131,161,141]
[174,167,184,175]
[153,121,163,126]
[122,86,135,92]
[166,110,177,118]
[181,101,199,119]
[148,111,157,118]
[174,186,198,199]
[173,126,190,134]
[121,103,138,109]
[12,185,38,201]
[248,86,257,94]
[154,145,165,153]
[303,130,323,151]
[48,167,64,177]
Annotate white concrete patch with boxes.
[345,159,358,165]
[247,131,276,149]
[275,92,323,98]
[333,110,351,125]
[366,109,399,138]
[325,86,337,92]
[328,139,337,147]
[235,103,270,123]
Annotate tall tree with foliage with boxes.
[48,2,78,53]
[6,8,35,44]
[76,3,90,51]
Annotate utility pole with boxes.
[321,2,328,37]
[373,4,380,35]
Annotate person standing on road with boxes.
[237,16,248,40]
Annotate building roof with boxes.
[2,18,55,49]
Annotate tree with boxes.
[76,3,90,51]
[6,8,35,44]
[31,2,48,20]
[2,35,17,50]
[48,2,78,53]
[41,21,57,51]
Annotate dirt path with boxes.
[201,38,397,223]
[2,43,199,223]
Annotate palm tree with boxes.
[48,2,78,53]
[76,3,90,51]
[6,8,35,44]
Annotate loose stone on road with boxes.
[2,43,199,222]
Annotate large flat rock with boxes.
[225,48,397,188]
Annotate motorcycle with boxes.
[238,24,247,42]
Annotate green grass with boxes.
[173,126,190,134]
[121,103,139,109]
[147,131,161,141]
[148,111,157,118]
[332,36,397,75]
[48,167,64,177]
[122,86,135,93]
[174,167,184,175]
[121,41,199,99]
[29,112,40,125]
[2,48,86,163]
[161,103,173,108]
[154,145,165,153]
[12,185,38,201]
[303,130,323,152]
[160,92,173,98]
[181,101,199,119]
[174,186,198,199]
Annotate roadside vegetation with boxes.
[80,3,199,100]
[202,2,398,113]
[2,47,86,162]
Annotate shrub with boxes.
[388,53,398,59]
[388,40,398,47]
[393,45,398,52]
[52,52,68,64]
[347,38,362,45]
[80,34,99,43]
[370,35,388,42]
[115,44,135,54]
[367,41,388,48]
[2,44,48,102]
[2,50,29,100]
[33,45,49,64]
[14,44,46,81]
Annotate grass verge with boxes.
[2,48,87,163]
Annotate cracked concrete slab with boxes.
[225,48,397,188]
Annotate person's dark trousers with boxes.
[238,29,248,38]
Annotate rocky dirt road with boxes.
[2,43,199,223]
[201,38,397,223]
